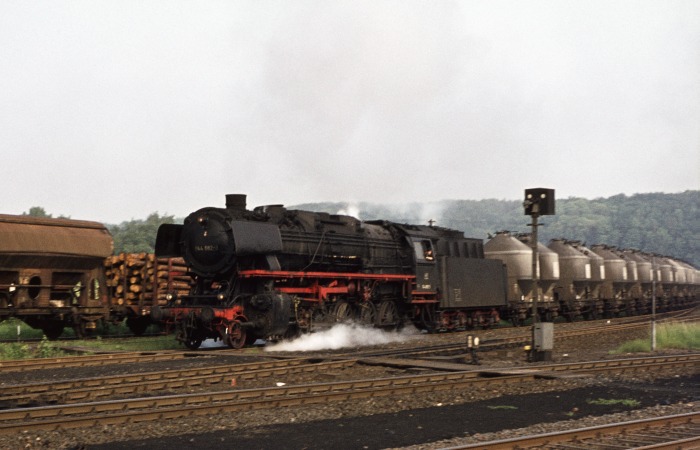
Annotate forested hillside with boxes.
[92,191,696,266]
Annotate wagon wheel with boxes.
[283,324,301,340]
[563,307,575,322]
[126,316,150,336]
[333,301,355,323]
[181,313,202,350]
[226,321,247,349]
[455,311,468,330]
[42,323,64,340]
[358,302,377,326]
[73,320,94,339]
[419,305,436,332]
[377,300,399,329]
[471,311,484,330]
[585,308,598,321]
[184,336,203,350]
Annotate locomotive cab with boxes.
[411,237,438,293]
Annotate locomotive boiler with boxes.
[152,194,507,349]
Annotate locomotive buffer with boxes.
[524,188,555,362]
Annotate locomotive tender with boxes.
[152,194,507,349]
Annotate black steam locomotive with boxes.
[152,194,507,349]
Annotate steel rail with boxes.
[0,357,310,395]
[0,372,526,435]
[525,353,700,374]
[0,351,188,373]
[0,354,697,435]
[343,314,695,360]
[443,411,699,449]
[2,359,358,405]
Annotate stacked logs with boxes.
[104,253,191,308]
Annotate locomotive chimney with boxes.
[226,194,247,211]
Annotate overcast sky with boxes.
[1,1,698,224]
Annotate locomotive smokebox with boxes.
[226,194,247,211]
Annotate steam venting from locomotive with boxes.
[265,323,418,352]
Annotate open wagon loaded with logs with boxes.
[104,253,192,335]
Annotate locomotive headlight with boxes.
[217,293,225,301]
[166,293,173,301]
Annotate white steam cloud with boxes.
[265,323,419,352]
[337,203,361,219]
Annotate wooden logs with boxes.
[105,253,191,308]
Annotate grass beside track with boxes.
[0,317,164,340]
[612,322,700,353]
[0,317,183,359]
[0,335,183,359]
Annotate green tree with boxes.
[23,206,51,217]
[109,213,179,254]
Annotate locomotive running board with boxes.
[238,269,415,281]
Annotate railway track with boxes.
[449,411,699,449]
[0,357,357,406]
[0,350,191,372]
[324,308,697,360]
[0,353,697,436]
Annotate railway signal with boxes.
[524,188,555,362]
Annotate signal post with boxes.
[524,188,555,362]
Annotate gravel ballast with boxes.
[2,320,698,449]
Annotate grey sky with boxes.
[2,1,698,224]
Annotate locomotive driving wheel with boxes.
[359,302,377,326]
[377,300,400,329]
[226,321,246,349]
[333,301,355,322]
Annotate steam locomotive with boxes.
[152,194,507,349]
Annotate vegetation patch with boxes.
[0,337,67,360]
[586,398,641,407]
[0,335,183,359]
[1,317,165,341]
[0,318,45,340]
[612,322,700,353]
[486,405,518,410]
[70,335,183,352]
